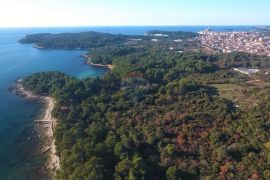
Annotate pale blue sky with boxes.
[0,0,269,27]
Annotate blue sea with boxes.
[0,26,255,179]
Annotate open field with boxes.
[211,80,270,110]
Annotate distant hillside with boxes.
[147,30,198,39]
[19,31,198,50]
[19,31,135,49]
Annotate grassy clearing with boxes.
[211,81,270,110]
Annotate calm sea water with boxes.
[0,26,254,179]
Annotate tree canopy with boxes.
[22,31,270,179]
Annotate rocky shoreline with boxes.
[15,79,60,178]
[33,44,45,49]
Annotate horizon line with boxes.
[0,25,269,29]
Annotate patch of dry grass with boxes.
[211,81,270,110]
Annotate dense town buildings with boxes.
[198,29,270,56]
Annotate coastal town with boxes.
[198,29,270,56]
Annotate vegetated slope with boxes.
[23,49,270,179]
[19,32,130,49]
[19,31,198,50]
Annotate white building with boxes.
[233,68,260,75]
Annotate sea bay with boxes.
[0,28,106,179]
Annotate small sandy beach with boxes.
[82,54,114,70]
[87,61,114,70]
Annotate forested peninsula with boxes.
[20,31,270,179]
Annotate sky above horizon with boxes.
[0,0,269,27]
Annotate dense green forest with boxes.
[19,31,198,50]
[19,32,132,49]
[22,46,270,179]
